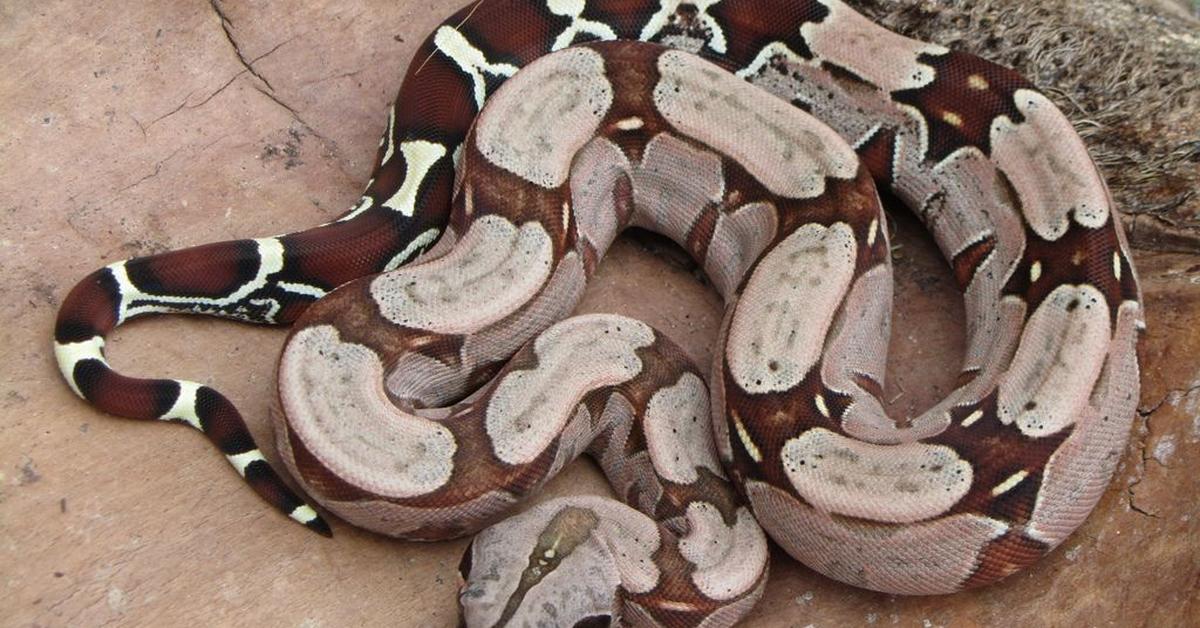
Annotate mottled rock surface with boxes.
[1,1,1195,626]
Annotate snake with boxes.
[53,0,1144,625]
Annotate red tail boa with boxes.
[54,1,1143,625]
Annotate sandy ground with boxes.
[1,1,1197,626]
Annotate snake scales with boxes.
[54,1,1143,625]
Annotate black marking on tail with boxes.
[72,359,114,402]
[195,386,255,454]
[55,268,122,342]
[305,515,333,537]
[245,459,333,537]
[72,361,179,419]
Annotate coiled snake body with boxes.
[54,1,1143,625]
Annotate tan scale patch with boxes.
[485,315,654,465]
[990,89,1110,241]
[631,133,725,241]
[643,372,723,484]
[704,202,778,300]
[745,481,1008,595]
[821,265,940,445]
[727,222,857,394]
[800,0,948,93]
[459,251,586,370]
[314,490,518,540]
[475,46,612,188]
[370,215,554,335]
[780,428,972,523]
[677,504,768,601]
[1027,301,1141,545]
[278,325,456,499]
[653,50,858,199]
[569,137,631,255]
[997,284,1111,437]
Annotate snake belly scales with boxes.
[53,0,1144,625]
